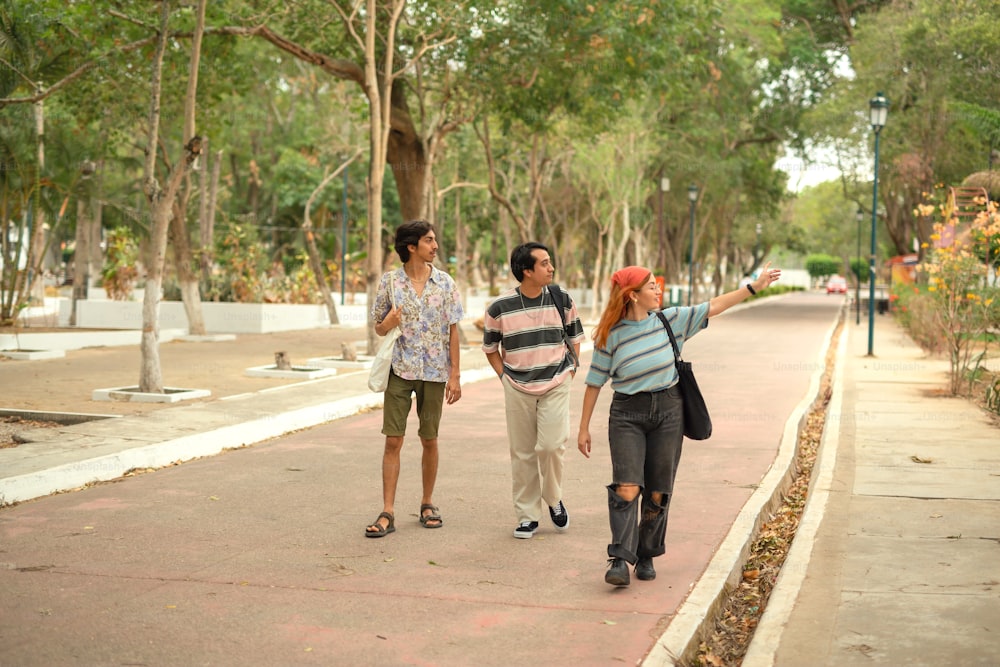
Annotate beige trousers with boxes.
[501,376,570,523]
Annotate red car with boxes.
[826,275,848,294]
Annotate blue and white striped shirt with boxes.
[584,304,710,395]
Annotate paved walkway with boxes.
[0,292,995,666]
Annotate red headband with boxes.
[611,266,650,290]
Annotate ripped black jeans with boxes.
[606,385,684,564]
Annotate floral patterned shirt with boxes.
[371,265,464,383]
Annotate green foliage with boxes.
[891,284,944,355]
[804,253,841,279]
[951,102,1000,146]
[3,0,923,308]
[208,224,268,303]
[204,225,321,304]
[849,258,870,283]
[101,226,139,300]
[745,284,804,301]
[986,376,1000,416]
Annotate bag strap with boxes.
[548,284,568,328]
[548,284,579,366]
[655,310,683,362]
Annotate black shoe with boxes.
[513,520,539,539]
[635,557,656,581]
[548,500,569,531]
[605,558,630,586]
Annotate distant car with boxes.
[826,275,848,294]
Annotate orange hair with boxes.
[591,269,652,349]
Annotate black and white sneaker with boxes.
[513,520,539,539]
[548,500,569,531]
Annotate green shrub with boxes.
[805,254,842,281]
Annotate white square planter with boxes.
[243,365,337,379]
[92,386,212,403]
[1,349,66,360]
[306,355,374,370]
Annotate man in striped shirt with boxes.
[483,242,586,539]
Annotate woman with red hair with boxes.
[578,263,780,586]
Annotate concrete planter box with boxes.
[307,355,374,370]
[0,349,66,360]
[244,365,337,379]
[92,386,212,403]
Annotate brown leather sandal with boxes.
[365,511,395,538]
[419,504,443,528]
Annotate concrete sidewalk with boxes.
[744,317,1000,666]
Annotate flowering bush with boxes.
[916,200,1000,395]
[101,226,140,300]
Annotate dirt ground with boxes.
[0,326,373,418]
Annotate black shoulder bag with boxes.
[548,284,579,367]
[655,310,712,440]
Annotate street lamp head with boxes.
[869,92,889,131]
[687,184,698,202]
[856,207,864,223]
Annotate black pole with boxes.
[867,129,882,356]
[856,209,862,325]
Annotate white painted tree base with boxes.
[92,386,212,403]
[178,334,237,343]
[1,349,66,360]
[306,355,374,370]
[243,365,337,379]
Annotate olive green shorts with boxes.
[382,370,446,439]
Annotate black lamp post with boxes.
[867,92,889,356]
[657,172,670,278]
[855,207,863,325]
[687,184,698,306]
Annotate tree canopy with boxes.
[2,0,997,328]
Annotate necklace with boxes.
[519,286,546,319]
[407,265,431,284]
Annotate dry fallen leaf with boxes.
[742,569,760,581]
[704,651,725,667]
[911,455,933,464]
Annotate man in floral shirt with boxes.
[365,220,464,538]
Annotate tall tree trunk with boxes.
[304,153,359,326]
[204,149,222,294]
[23,98,47,311]
[387,79,426,221]
[171,198,206,335]
[139,0,206,392]
[361,0,405,355]
[174,0,209,336]
[198,138,210,284]
[139,0,173,393]
[70,162,95,326]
